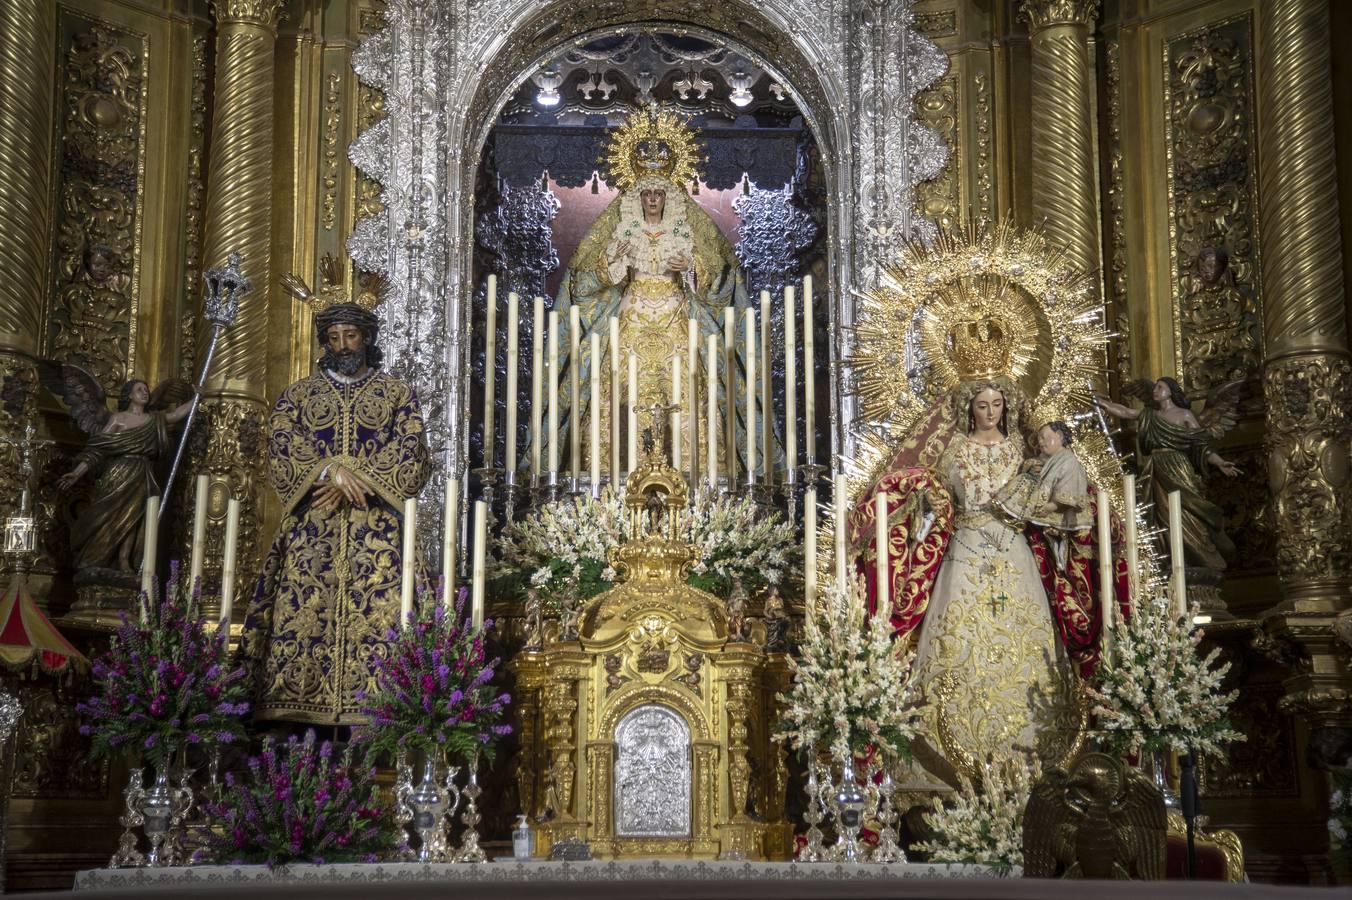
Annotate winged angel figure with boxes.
[39,363,194,577]
[1022,752,1167,879]
[1094,376,1246,571]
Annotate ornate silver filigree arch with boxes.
[347,0,948,511]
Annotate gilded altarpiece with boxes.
[45,18,148,397]
[1163,15,1262,398]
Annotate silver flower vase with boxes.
[397,752,462,862]
[455,750,487,863]
[831,758,866,863]
[141,768,175,866]
[796,760,828,862]
[1145,747,1181,809]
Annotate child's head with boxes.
[1037,421,1074,456]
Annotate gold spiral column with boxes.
[194,0,284,617]
[0,0,54,561]
[1255,0,1352,728]
[1020,0,1102,282]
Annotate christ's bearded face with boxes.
[321,323,368,376]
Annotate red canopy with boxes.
[0,575,86,673]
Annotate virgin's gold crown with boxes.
[603,103,702,192]
[949,315,1015,381]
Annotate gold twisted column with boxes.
[0,0,54,565]
[1021,0,1102,280]
[193,0,284,615]
[1255,0,1352,729]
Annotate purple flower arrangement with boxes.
[200,730,398,866]
[357,587,512,761]
[75,567,249,771]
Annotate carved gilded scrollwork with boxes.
[9,678,110,799]
[973,71,992,222]
[47,23,148,396]
[1165,18,1262,396]
[1103,39,1130,385]
[179,33,209,383]
[1263,356,1352,585]
[322,71,342,232]
[210,0,284,27]
[913,75,959,230]
[1201,683,1298,798]
[1020,0,1100,29]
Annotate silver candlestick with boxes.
[455,750,487,863]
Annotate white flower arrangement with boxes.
[1331,772,1352,872]
[776,576,923,762]
[1086,597,1243,758]
[914,754,1039,872]
[682,491,797,596]
[493,489,797,610]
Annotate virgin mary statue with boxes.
[844,228,1132,787]
[553,104,770,475]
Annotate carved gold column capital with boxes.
[1019,0,1101,30]
[209,0,284,29]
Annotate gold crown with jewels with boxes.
[603,103,702,193]
[949,314,1015,382]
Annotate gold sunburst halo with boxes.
[603,103,703,192]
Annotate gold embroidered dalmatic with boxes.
[242,369,430,724]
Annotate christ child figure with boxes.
[995,421,1093,535]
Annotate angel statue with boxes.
[843,225,1131,791]
[1094,377,1242,573]
[39,364,194,578]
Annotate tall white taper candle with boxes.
[687,317,698,486]
[759,289,771,480]
[590,331,601,493]
[834,471,848,584]
[627,351,638,473]
[547,309,560,478]
[569,305,581,479]
[530,297,544,478]
[471,499,487,629]
[442,472,459,609]
[744,307,756,481]
[875,492,890,620]
[401,497,417,628]
[610,315,621,489]
[804,484,818,635]
[505,292,519,476]
[1123,474,1139,602]
[220,498,240,629]
[139,495,160,612]
[784,285,797,473]
[188,474,208,593]
[803,275,815,461]
[1097,494,1113,657]
[671,355,682,470]
[1168,490,1186,619]
[484,275,497,465]
[706,334,718,486]
[723,307,736,483]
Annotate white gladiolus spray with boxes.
[915,755,1039,872]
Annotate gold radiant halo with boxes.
[603,103,702,193]
[279,253,385,313]
[840,220,1147,573]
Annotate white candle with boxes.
[804,484,818,636]
[1168,490,1186,618]
[706,333,718,486]
[442,473,459,609]
[803,274,815,462]
[401,497,417,628]
[569,306,581,479]
[671,355,682,470]
[760,289,772,480]
[505,292,519,477]
[610,315,621,490]
[484,274,497,466]
[548,309,560,478]
[1097,493,1113,650]
[188,475,208,595]
[530,297,544,479]
[1123,474,1139,603]
[590,331,601,494]
[834,471,848,584]
[220,497,240,629]
[471,499,487,629]
[687,317,698,486]
[723,307,736,484]
[875,492,890,620]
[745,307,757,482]
[627,350,638,473]
[784,285,797,474]
[139,495,160,614]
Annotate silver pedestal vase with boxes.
[454,750,487,863]
[830,758,866,863]
[141,768,175,867]
[399,753,461,862]
[796,759,828,862]
[1144,747,1181,809]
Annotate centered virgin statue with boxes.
[845,224,1132,788]
[554,104,760,470]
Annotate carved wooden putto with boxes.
[511,447,792,859]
